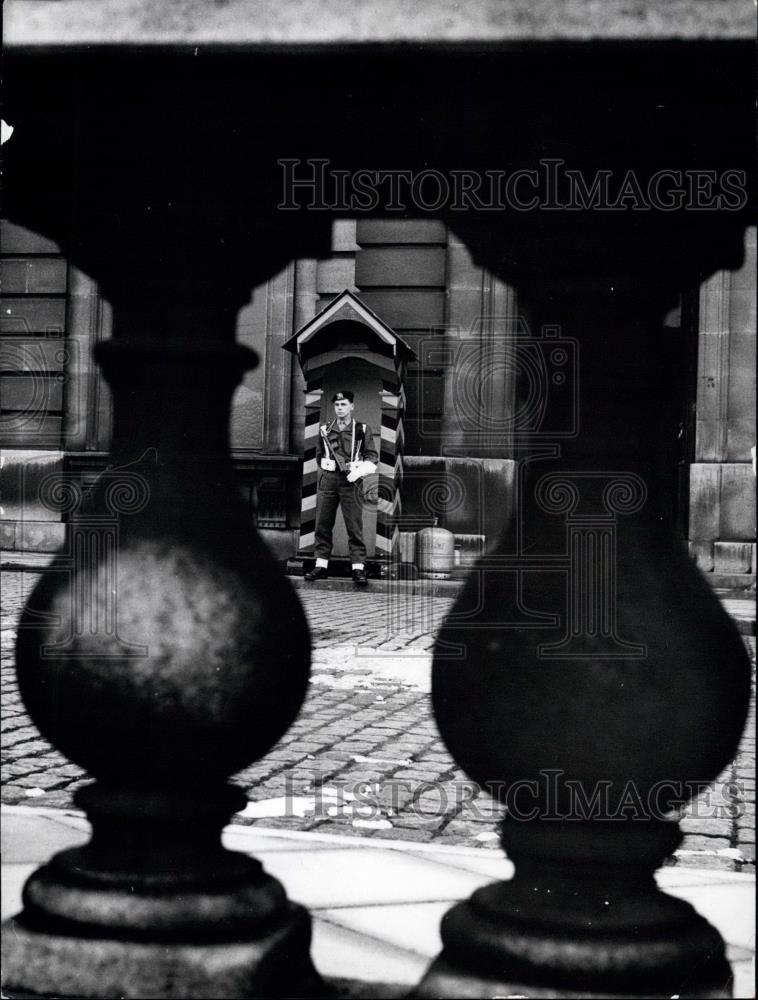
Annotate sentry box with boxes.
[283,289,416,574]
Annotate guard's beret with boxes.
[332,390,354,403]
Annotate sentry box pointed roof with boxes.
[283,289,416,367]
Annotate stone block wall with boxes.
[689,227,756,586]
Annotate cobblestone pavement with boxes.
[2,570,755,870]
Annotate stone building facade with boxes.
[1,217,755,586]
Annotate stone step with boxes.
[290,575,464,597]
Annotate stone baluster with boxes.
[418,284,752,998]
[3,295,326,997]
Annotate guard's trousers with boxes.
[314,470,366,563]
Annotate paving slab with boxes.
[2,805,755,997]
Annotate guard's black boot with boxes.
[304,567,329,582]
[352,569,368,587]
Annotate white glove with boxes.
[346,460,377,482]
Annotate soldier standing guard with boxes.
[305,390,378,586]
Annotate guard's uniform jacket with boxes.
[314,418,378,564]
[316,419,378,472]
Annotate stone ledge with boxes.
[5,0,755,48]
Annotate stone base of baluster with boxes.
[415,819,733,999]
[2,910,325,1000]
[414,910,732,999]
[416,958,731,999]
[1,783,329,999]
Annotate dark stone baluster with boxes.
[417,285,751,999]
[3,323,326,997]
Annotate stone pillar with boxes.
[262,262,296,455]
[3,280,325,998]
[690,226,757,580]
[442,231,518,459]
[63,264,112,453]
[291,256,319,458]
[419,283,752,998]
